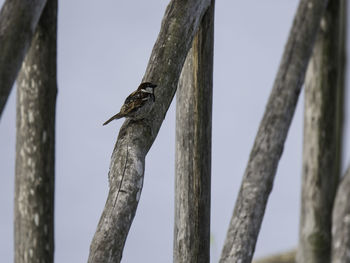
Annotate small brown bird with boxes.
[103,82,157,125]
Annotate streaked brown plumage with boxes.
[103,82,157,125]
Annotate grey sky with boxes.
[0,1,349,262]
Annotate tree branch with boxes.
[219,0,328,262]
[173,2,214,262]
[15,0,57,262]
[0,0,47,118]
[88,1,211,262]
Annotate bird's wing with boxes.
[121,90,149,114]
[121,97,148,115]
[124,90,139,104]
[124,89,148,104]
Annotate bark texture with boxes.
[332,166,350,263]
[219,0,328,262]
[0,0,47,118]
[88,1,211,262]
[297,0,346,262]
[15,1,57,262]
[253,250,296,263]
[173,2,214,263]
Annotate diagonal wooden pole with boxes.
[220,0,329,262]
[88,1,211,262]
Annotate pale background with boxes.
[0,1,349,262]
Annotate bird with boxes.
[103,82,157,125]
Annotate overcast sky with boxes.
[0,1,349,262]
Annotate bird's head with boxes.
[138,82,157,94]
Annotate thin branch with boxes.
[15,0,57,262]
[173,2,214,262]
[0,0,47,118]
[219,0,328,262]
[87,1,211,262]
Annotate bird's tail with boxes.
[103,113,123,125]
